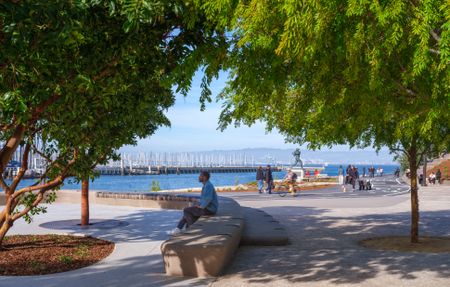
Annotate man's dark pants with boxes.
[177,206,213,229]
[266,180,272,194]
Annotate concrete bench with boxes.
[160,197,244,277]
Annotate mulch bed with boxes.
[0,234,114,276]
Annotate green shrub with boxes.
[151,180,161,192]
[59,255,73,265]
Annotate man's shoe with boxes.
[167,228,183,236]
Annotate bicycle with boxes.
[274,181,300,197]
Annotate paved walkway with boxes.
[214,177,450,287]
[1,176,449,287]
[0,204,213,287]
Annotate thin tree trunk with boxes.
[0,196,14,247]
[422,154,428,186]
[409,146,419,243]
[0,220,10,247]
[0,125,25,174]
[81,179,89,226]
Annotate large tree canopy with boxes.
[0,0,226,245]
[194,0,450,242]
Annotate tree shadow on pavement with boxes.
[0,253,211,287]
[220,206,450,285]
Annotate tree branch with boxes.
[0,125,26,174]
[429,48,440,55]
[0,115,17,132]
[430,30,441,43]
[29,94,60,124]
[11,190,45,221]
[11,148,78,201]
[9,143,31,193]
[394,81,417,97]
[31,144,53,164]
[11,176,64,200]
[0,175,10,194]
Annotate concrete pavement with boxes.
[0,204,213,287]
[213,177,450,287]
[1,176,449,287]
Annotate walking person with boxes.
[168,171,218,235]
[348,166,357,190]
[436,169,442,184]
[346,165,352,184]
[265,165,273,194]
[256,166,265,193]
[394,168,400,178]
[338,165,344,185]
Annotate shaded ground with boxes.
[213,178,450,287]
[0,234,114,275]
[360,236,450,253]
[0,205,212,287]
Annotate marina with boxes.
[8,164,398,192]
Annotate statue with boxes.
[292,148,303,169]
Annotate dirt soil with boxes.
[360,236,450,253]
[0,234,114,276]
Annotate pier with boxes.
[95,165,283,176]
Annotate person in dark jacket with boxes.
[265,165,273,194]
[256,166,265,193]
[436,169,442,184]
[348,167,356,190]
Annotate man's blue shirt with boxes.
[199,180,218,214]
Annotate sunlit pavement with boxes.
[214,176,450,287]
[0,204,212,287]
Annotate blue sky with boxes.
[120,71,394,163]
[122,70,299,152]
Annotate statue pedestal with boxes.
[292,168,304,181]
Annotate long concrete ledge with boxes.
[240,207,289,246]
[54,190,245,278]
[47,190,197,210]
[160,197,244,277]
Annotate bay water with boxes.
[12,164,398,192]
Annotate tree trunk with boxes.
[0,220,11,247]
[409,147,419,243]
[422,156,427,186]
[81,179,89,226]
[0,195,14,247]
[0,125,25,174]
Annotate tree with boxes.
[81,179,90,226]
[0,0,227,246]
[195,0,450,242]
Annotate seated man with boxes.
[168,171,218,235]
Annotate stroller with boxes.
[358,179,372,190]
